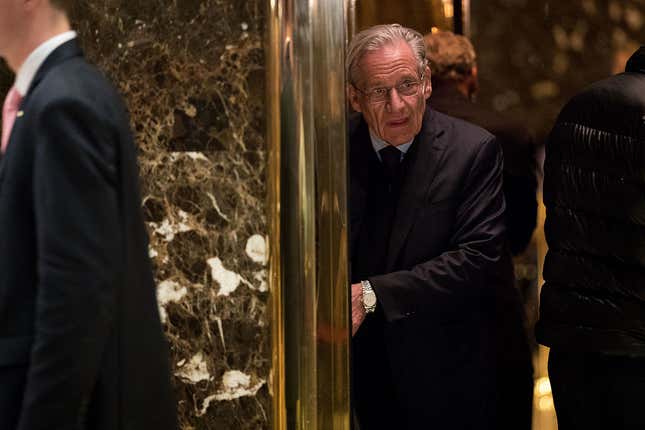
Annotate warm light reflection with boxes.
[534,376,555,412]
[535,376,552,396]
[538,396,555,411]
[442,0,454,18]
[431,26,440,34]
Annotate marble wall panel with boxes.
[1,1,270,428]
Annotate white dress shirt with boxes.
[14,31,77,96]
[369,132,413,161]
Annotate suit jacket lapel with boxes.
[386,108,448,271]
[0,154,7,184]
[25,39,83,98]
[0,39,83,182]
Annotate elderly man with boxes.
[0,0,177,428]
[348,24,529,429]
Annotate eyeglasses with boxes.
[355,75,425,105]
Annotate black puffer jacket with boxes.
[536,47,645,355]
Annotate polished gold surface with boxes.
[268,0,350,429]
[532,192,558,430]
[349,0,454,34]
[267,0,285,428]
[462,0,471,36]
[312,0,351,427]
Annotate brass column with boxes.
[267,0,351,429]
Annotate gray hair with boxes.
[346,24,428,86]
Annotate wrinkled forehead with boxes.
[356,41,419,85]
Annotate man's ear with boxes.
[348,85,363,113]
[423,66,432,100]
[24,0,41,12]
[468,65,479,96]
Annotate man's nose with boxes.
[386,88,406,111]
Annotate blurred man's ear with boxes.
[24,0,41,12]
[348,85,363,113]
[468,66,479,97]
[423,66,432,100]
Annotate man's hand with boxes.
[351,282,366,336]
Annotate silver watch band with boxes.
[360,280,377,313]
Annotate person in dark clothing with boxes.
[425,31,538,255]
[423,31,535,430]
[0,1,178,428]
[536,47,645,429]
[347,24,530,429]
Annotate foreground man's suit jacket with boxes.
[350,108,530,429]
[428,85,539,255]
[0,40,178,429]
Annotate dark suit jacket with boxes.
[350,108,530,429]
[0,40,178,429]
[429,85,539,255]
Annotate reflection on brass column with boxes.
[353,0,454,34]
[462,0,471,36]
[267,0,351,429]
[267,0,285,428]
[312,0,351,428]
[347,0,357,44]
[532,192,558,430]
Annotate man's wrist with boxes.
[360,280,377,313]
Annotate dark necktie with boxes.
[379,145,402,182]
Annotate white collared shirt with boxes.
[369,132,413,162]
[14,31,77,96]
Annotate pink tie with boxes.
[2,86,23,153]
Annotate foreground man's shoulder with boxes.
[427,109,497,156]
[33,58,121,108]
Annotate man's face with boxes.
[349,40,431,146]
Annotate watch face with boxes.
[364,292,377,307]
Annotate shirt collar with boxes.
[14,31,77,96]
[369,132,413,155]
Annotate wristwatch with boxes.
[360,280,377,313]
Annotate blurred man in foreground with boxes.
[537,47,645,429]
[0,0,178,428]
